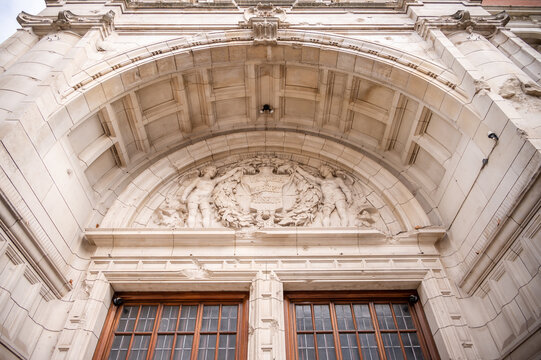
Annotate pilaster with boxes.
[248,271,286,360]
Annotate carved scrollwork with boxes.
[415,10,510,38]
[239,3,288,44]
[17,10,115,37]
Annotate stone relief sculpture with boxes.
[181,166,241,228]
[151,156,383,230]
[295,165,352,227]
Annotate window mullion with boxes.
[311,304,320,360]
[328,302,342,360]
[170,305,182,360]
[389,303,408,360]
[192,304,204,360]
[368,302,387,360]
[214,305,223,360]
[349,303,364,360]
[146,304,163,360]
[125,305,143,360]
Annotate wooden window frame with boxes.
[93,292,249,360]
[284,290,440,360]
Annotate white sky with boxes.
[0,0,45,44]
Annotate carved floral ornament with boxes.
[151,156,385,231]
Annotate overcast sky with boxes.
[0,0,45,44]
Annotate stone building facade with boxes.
[0,0,540,359]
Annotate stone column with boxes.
[248,271,286,360]
[0,29,38,74]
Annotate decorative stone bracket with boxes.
[239,3,289,44]
[415,10,510,38]
[17,10,115,38]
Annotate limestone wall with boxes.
[0,1,539,359]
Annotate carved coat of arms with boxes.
[152,156,381,230]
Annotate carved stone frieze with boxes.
[151,156,383,230]
[239,3,288,44]
[415,10,510,38]
[17,10,115,37]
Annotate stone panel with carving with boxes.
[149,156,386,231]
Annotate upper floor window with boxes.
[93,293,248,360]
[285,291,439,360]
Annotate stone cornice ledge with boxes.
[0,190,71,298]
[85,227,445,250]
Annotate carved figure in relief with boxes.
[150,156,383,230]
[181,166,240,227]
[295,165,352,227]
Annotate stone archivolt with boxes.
[151,156,383,230]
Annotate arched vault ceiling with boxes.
[54,32,481,227]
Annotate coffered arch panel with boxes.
[47,30,482,228]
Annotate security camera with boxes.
[487,131,499,141]
[408,294,419,304]
[112,296,124,306]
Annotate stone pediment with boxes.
[147,156,386,231]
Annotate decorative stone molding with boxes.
[415,10,511,38]
[0,188,71,298]
[239,3,288,44]
[63,30,461,97]
[17,10,115,37]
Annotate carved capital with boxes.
[239,3,288,44]
[415,10,510,38]
[17,10,115,38]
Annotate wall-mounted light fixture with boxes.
[260,104,274,114]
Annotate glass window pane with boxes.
[352,304,373,330]
[295,305,313,331]
[314,305,332,331]
[359,333,380,360]
[136,306,157,332]
[393,304,415,330]
[201,306,220,332]
[400,333,424,360]
[375,304,396,330]
[297,333,316,360]
[173,335,193,360]
[128,335,151,360]
[198,334,217,360]
[220,305,238,332]
[335,305,355,330]
[108,335,131,360]
[178,305,198,332]
[217,334,236,360]
[153,335,174,360]
[381,333,404,360]
[159,306,179,332]
[316,333,337,360]
[339,333,360,360]
[117,306,138,332]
